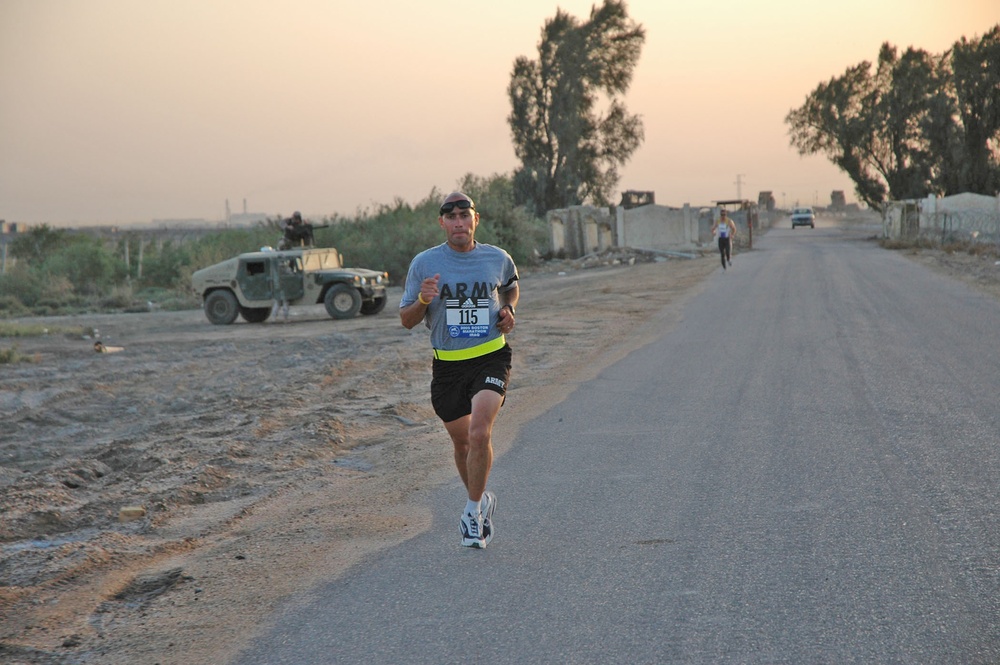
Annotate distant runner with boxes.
[712,209,737,270]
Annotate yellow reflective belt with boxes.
[433,335,506,361]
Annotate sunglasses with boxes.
[439,199,475,215]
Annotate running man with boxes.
[399,192,519,549]
[712,209,737,269]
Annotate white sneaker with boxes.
[480,492,496,546]
[460,511,485,549]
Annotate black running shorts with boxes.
[431,345,512,423]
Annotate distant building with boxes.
[758,191,775,211]
[228,212,270,227]
[619,190,655,209]
[225,198,270,227]
[0,220,22,235]
[151,218,211,228]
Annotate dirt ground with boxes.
[2,226,998,665]
[898,242,1000,301]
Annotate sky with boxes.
[1,0,998,227]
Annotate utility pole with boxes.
[735,174,747,201]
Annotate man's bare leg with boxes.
[443,390,503,502]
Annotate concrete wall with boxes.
[884,193,1000,242]
[548,203,703,258]
[615,204,699,251]
[546,206,616,257]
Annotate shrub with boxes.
[0,268,46,308]
[45,238,121,296]
[100,284,136,311]
[138,240,192,289]
[0,344,37,364]
[0,295,30,317]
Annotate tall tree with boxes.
[786,44,938,211]
[508,0,645,215]
[948,25,1000,195]
[920,55,966,196]
[871,44,938,200]
[787,26,1000,208]
[785,61,887,210]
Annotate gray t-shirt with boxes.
[400,242,519,351]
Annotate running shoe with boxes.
[480,492,497,546]
[460,510,485,549]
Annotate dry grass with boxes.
[881,236,1000,259]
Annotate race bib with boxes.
[445,298,491,338]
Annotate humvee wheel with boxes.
[324,284,362,319]
[204,290,239,325]
[240,306,271,323]
[360,295,387,316]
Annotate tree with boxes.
[455,172,548,265]
[870,44,939,200]
[787,26,1000,209]
[948,25,1000,195]
[785,61,886,210]
[920,57,966,196]
[9,224,67,265]
[508,0,645,215]
[786,44,939,211]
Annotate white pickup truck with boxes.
[790,207,816,229]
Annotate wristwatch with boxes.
[503,304,515,316]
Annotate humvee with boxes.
[191,247,389,325]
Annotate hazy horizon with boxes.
[2,0,997,227]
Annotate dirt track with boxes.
[1,249,720,664]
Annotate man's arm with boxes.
[400,299,428,330]
[497,283,519,328]
[503,283,519,312]
[400,273,440,330]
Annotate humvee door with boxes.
[275,256,304,300]
[237,258,271,301]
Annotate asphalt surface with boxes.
[233,220,1000,664]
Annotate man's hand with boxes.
[400,273,440,330]
[497,304,515,333]
[419,274,440,305]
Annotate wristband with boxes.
[503,303,515,316]
[418,293,432,306]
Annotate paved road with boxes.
[234,220,1000,664]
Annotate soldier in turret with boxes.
[278,211,314,249]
